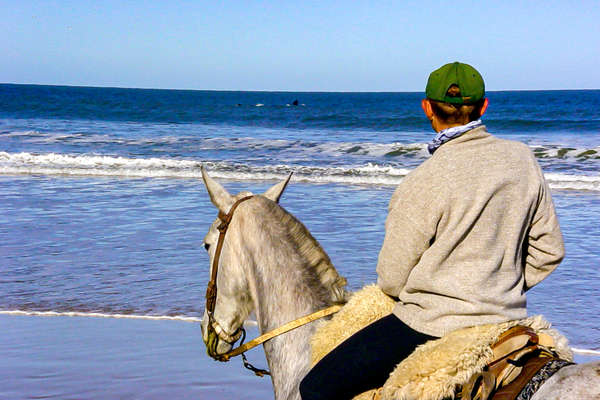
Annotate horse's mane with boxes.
[253,195,349,305]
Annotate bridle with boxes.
[203,194,342,377]
[205,196,254,347]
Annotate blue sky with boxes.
[2,1,599,91]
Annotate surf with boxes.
[1,151,598,191]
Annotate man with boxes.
[300,62,564,400]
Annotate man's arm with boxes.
[523,179,565,290]
[376,205,432,297]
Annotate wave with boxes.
[533,145,599,160]
[0,151,413,184]
[2,128,429,154]
[4,129,600,160]
[1,151,599,191]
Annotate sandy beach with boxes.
[1,314,273,400]
[3,313,599,400]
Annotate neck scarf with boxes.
[428,120,483,155]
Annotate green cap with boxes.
[425,62,485,105]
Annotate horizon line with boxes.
[2,82,599,94]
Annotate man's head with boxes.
[421,62,489,131]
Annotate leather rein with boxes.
[204,195,341,376]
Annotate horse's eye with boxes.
[204,243,210,251]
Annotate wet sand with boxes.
[1,315,273,400]
[2,314,598,400]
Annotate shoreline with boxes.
[2,310,598,356]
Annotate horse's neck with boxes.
[263,324,315,400]
[253,268,326,332]
[248,247,328,400]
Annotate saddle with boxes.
[310,286,573,400]
[369,326,563,400]
[458,326,560,400]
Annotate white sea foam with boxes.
[545,173,600,192]
[3,130,46,137]
[1,310,597,356]
[533,145,600,160]
[0,310,259,327]
[0,310,202,322]
[571,347,600,356]
[1,151,599,191]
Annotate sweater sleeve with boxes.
[376,197,434,298]
[523,177,565,290]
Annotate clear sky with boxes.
[3,1,599,92]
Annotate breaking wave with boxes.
[1,151,599,191]
[4,130,599,160]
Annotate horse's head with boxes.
[200,167,292,358]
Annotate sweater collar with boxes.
[427,120,483,155]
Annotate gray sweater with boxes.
[376,126,564,337]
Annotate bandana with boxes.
[427,120,483,155]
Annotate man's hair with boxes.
[429,85,484,124]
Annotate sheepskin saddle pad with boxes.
[310,285,572,400]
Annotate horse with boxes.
[199,169,600,400]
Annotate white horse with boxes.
[199,170,600,400]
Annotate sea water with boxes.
[1,84,599,399]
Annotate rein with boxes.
[219,304,342,362]
[204,195,342,377]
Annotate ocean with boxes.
[1,84,599,399]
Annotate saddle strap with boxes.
[491,326,538,361]
[491,354,558,400]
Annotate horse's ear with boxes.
[263,173,292,203]
[201,166,234,213]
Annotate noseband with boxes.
[205,195,254,346]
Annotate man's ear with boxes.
[479,98,489,117]
[421,99,434,120]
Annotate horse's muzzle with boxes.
[203,320,235,360]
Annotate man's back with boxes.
[377,126,564,337]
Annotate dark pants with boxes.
[299,314,436,400]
